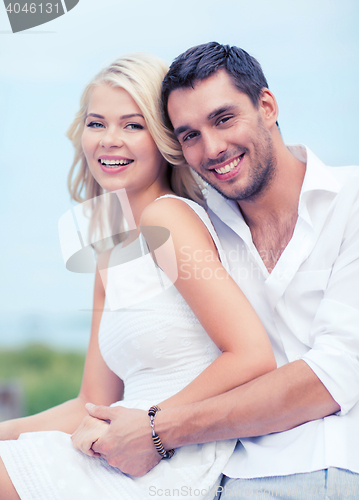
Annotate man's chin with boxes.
[192,170,239,201]
[209,183,239,201]
[204,179,268,203]
[202,175,242,201]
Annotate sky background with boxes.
[0,0,358,349]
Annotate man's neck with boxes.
[238,144,306,273]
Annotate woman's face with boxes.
[82,83,168,197]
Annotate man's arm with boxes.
[157,360,339,446]
[88,359,339,476]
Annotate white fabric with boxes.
[205,145,359,478]
[0,196,236,500]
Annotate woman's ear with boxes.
[259,88,278,129]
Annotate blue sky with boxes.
[0,0,358,347]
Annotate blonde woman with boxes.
[0,53,276,500]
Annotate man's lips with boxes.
[210,153,245,181]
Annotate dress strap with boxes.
[155,194,229,271]
[138,233,148,256]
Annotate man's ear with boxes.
[259,88,278,129]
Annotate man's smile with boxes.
[210,153,245,180]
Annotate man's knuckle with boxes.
[107,458,119,468]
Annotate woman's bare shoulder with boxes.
[141,197,206,232]
[140,196,216,257]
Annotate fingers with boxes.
[71,415,110,458]
[85,403,118,422]
[71,430,97,457]
[89,439,102,458]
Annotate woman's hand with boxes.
[71,413,110,457]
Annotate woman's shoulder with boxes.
[140,194,211,237]
[141,194,229,270]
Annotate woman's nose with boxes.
[99,127,124,149]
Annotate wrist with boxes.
[155,398,227,449]
[153,404,190,450]
[0,418,21,440]
[148,405,175,459]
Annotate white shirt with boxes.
[206,145,359,478]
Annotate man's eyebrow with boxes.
[173,125,190,138]
[173,105,238,137]
[207,105,238,121]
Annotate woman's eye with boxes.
[86,121,104,128]
[126,123,144,130]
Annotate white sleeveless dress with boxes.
[0,196,237,500]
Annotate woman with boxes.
[0,53,276,499]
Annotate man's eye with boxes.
[217,116,232,125]
[86,121,104,128]
[183,132,198,142]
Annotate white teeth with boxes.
[100,159,132,167]
[214,156,241,174]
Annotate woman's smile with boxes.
[98,155,134,173]
[81,83,167,196]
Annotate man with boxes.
[86,42,359,498]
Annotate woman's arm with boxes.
[140,197,276,410]
[0,262,124,440]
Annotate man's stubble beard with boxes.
[191,125,277,203]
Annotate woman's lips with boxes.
[98,157,134,174]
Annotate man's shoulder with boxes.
[326,164,359,185]
[325,165,359,207]
[301,146,359,197]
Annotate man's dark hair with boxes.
[161,41,269,128]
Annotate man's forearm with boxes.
[157,360,340,449]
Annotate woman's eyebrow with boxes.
[85,113,144,119]
[86,113,104,119]
[120,113,144,120]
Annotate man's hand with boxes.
[86,403,161,476]
[71,413,110,457]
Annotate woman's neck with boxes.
[120,180,174,230]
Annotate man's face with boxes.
[167,70,276,201]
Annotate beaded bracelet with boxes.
[148,405,175,459]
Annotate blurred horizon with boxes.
[1,0,358,349]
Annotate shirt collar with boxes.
[290,145,342,228]
[288,144,341,196]
[206,144,342,223]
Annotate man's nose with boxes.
[201,130,227,160]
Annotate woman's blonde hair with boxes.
[67,52,204,251]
